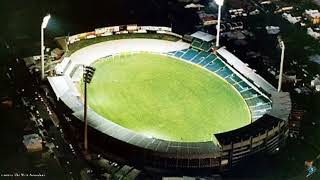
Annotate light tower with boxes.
[83,65,96,152]
[277,38,285,92]
[215,0,224,48]
[41,14,51,80]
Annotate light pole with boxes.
[215,0,224,48]
[83,65,96,152]
[277,39,285,92]
[41,14,51,80]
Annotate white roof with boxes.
[48,75,80,100]
[305,9,320,18]
[217,47,277,94]
[190,31,215,42]
[184,3,205,9]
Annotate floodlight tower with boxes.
[277,39,285,92]
[41,14,51,80]
[215,0,224,48]
[83,65,96,152]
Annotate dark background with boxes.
[0,0,200,57]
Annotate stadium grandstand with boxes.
[190,31,215,52]
[167,45,272,121]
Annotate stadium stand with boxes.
[190,31,215,51]
[70,64,83,82]
[113,165,133,179]
[181,49,199,61]
[191,40,202,50]
[55,57,71,75]
[216,47,278,95]
[225,76,236,84]
[64,39,190,76]
[199,54,217,66]
[201,41,214,52]
[190,51,210,64]
[191,39,214,52]
[230,75,242,84]
[216,68,233,78]
[174,51,185,58]
[167,47,272,122]
[124,169,141,180]
[206,61,225,72]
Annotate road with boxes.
[29,88,91,179]
[9,56,92,179]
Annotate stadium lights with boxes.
[42,14,51,28]
[215,0,224,47]
[83,65,96,152]
[277,38,285,92]
[41,14,51,80]
[83,66,96,83]
[215,0,224,6]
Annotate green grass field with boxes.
[84,53,251,142]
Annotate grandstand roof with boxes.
[191,31,215,42]
[269,92,291,121]
[216,47,291,121]
[48,75,80,100]
[72,108,222,158]
[184,3,205,9]
[217,47,277,94]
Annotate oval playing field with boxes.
[84,53,251,142]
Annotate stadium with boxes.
[49,24,291,172]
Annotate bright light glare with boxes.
[145,134,154,139]
[215,0,224,6]
[42,14,51,28]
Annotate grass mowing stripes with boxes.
[83,53,251,142]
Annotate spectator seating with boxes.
[167,48,272,121]
[191,39,214,52]
[181,49,199,61]
[199,54,218,66]
[191,51,210,64]
[200,41,214,52]
[191,40,203,50]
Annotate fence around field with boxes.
[66,25,182,56]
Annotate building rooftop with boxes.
[190,31,215,42]
[305,9,320,18]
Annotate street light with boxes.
[277,37,285,92]
[83,65,96,152]
[41,14,51,80]
[215,0,224,48]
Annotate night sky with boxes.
[1,0,197,45]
